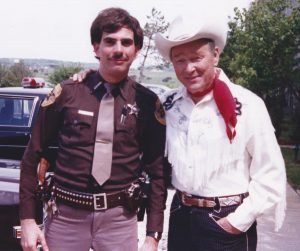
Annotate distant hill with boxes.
[0,58,98,69]
[0,57,180,88]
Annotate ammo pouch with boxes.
[124,171,150,221]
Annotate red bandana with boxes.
[213,77,237,142]
[189,77,237,143]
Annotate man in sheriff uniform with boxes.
[19,7,166,251]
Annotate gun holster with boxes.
[124,172,150,221]
[35,173,54,203]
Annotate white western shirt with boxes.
[161,70,286,232]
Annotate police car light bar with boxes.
[21,77,45,88]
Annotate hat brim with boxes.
[155,31,225,62]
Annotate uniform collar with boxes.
[89,71,132,101]
[117,77,133,101]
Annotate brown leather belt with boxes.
[53,185,126,211]
[179,191,249,208]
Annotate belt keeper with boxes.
[213,197,221,213]
[181,192,191,206]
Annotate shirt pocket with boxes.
[62,108,94,145]
[115,115,138,152]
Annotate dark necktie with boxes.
[91,83,114,185]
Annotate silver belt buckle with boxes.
[93,193,107,210]
[219,195,241,206]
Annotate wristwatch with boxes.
[146,231,162,242]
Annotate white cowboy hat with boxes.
[154,15,227,61]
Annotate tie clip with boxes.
[96,139,111,144]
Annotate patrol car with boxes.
[0,83,56,250]
[21,77,46,88]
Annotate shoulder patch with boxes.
[41,84,62,107]
[154,98,166,125]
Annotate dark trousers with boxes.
[168,193,257,251]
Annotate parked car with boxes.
[0,86,56,250]
[21,77,45,88]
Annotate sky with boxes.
[0,0,252,64]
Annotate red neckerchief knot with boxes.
[213,77,237,143]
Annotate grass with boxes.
[129,69,181,89]
[282,147,300,191]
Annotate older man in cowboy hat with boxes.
[155,15,286,251]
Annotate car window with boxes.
[0,97,34,126]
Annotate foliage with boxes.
[220,0,300,137]
[138,8,169,82]
[48,64,83,85]
[0,61,32,87]
[0,64,10,87]
[282,147,300,190]
[292,102,300,143]
[130,68,180,88]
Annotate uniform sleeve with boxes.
[141,98,167,233]
[19,86,63,220]
[226,98,286,232]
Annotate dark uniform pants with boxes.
[44,203,137,251]
[168,193,257,251]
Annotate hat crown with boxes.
[167,16,198,41]
[155,14,228,61]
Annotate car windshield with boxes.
[0,96,34,126]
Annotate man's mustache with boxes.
[110,54,128,61]
[94,54,129,61]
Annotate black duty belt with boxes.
[178,191,249,208]
[53,185,126,211]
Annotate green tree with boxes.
[10,60,33,84]
[0,64,10,87]
[220,0,300,137]
[292,103,300,144]
[0,61,33,87]
[48,64,83,85]
[138,8,169,82]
